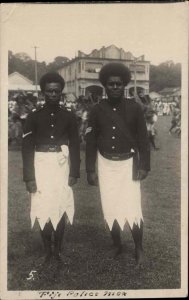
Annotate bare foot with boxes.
[114,245,123,258]
[42,253,52,266]
[135,248,144,266]
[54,252,62,263]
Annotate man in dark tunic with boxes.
[85,63,150,265]
[22,72,80,264]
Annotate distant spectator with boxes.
[158,101,164,116]
[12,95,30,127]
[8,99,16,113]
[145,110,159,151]
[169,106,181,134]
[8,113,22,146]
[162,102,170,116]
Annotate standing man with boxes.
[86,63,150,265]
[22,72,80,264]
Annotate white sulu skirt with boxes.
[30,148,74,230]
[98,152,143,231]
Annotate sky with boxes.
[2,2,188,65]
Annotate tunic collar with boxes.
[107,97,124,108]
[44,103,61,113]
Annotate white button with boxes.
[50,136,54,139]
[113,108,116,111]
[112,146,115,149]
[112,136,115,139]
[51,113,54,116]
[112,126,116,129]
[51,124,54,127]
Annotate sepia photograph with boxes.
[0,2,188,299]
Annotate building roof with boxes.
[78,45,146,61]
[57,45,149,70]
[158,87,180,96]
[8,72,40,91]
[149,91,162,99]
[172,89,181,97]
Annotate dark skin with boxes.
[87,76,146,265]
[87,76,148,186]
[25,82,77,193]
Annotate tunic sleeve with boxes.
[22,113,36,182]
[136,105,151,171]
[85,107,98,173]
[68,113,80,178]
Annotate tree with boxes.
[149,62,181,92]
[8,50,16,75]
[8,51,69,83]
[8,50,181,92]
[8,51,47,83]
[14,52,32,62]
[47,56,70,72]
[54,56,69,65]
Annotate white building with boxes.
[58,45,150,100]
[149,91,162,101]
[8,72,40,92]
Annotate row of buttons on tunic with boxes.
[112,108,116,149]
[50,112,55,139]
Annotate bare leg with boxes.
[149,135,159,150]
[169,121,177,133]
[54,214,66,262]
[130,221,144,265]
[111,220,122,257]
[40,221,53,264]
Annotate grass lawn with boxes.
[7,116,181,290]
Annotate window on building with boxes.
[69,66,71,76]
[78,62,81,73]
[86,62,103,73]
[129,64,145,73]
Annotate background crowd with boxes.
[8,91,181,149]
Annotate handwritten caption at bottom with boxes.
[38,290,128,299]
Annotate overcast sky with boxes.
[2,3,188,65]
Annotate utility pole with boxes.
[134,58,137,98]
[133,55,144,98]
[32,46,39,97]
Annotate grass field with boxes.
[8,116,181,291]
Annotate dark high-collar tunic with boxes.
[85,98,150,173]
[22,104,80,182]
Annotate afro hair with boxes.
[39,72,65,92]
[99,62,131,87]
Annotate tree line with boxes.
[8,51,181,92]
[8,51,69,83]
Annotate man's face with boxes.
[105,76,124,101]
[139,91,144,98]
[44,82,62,106]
